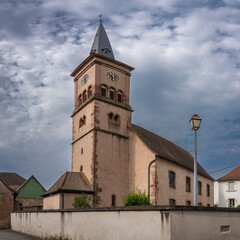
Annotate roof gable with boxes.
[130,124,212,180]
[16,175,46,199]
[217,166,240,181]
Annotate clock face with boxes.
[81,74,89,86]
[106,72,120,82]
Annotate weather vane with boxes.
[99,14,102,23]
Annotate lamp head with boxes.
[190,114,202,130]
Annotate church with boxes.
[43,19,214,209]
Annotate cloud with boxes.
[0,0,240,188]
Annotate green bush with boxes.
[236,205,240,208]
[123,189,151,206]
[73,193,92,209]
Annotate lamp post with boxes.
[189,114,202,206]
[148,155,160,200]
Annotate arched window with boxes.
[78,94,82,106]
[111,195,116,207]
[88,86,92,98]
[79,115,86,128]
[83,90,87,102]
[114,114,120,125]
[108,112,114,120]
[117,91,122,103]
[110,88,115,100]
[101,85,107,97]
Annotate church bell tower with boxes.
[71,18,134,207]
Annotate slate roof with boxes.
[217,166,240,181]
[90,20,115,59]
[0,172,26,191]
[131,124,213,180]
[42,171,94,197]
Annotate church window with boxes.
[78,94,82,106]
[108,112,114,120]
[206,184,210,197]
[169,199,176,206]
[169,171,175,188]
[117,91,122,103]
[186,177,191,192]
[114,114,120,125]
[110,88,115,100]
[80,165,83,171]
[111,195,116,207]
[81,148,83,154]
[88,86,92,98]
[79,116,86,128]
[83,90,87,102]
[101,85,107,97]
[198,181,202,195]
[186,200,191,206]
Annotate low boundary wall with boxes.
[11,206,240,240]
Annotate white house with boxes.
[214,166,240,208]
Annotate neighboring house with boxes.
[42,171,94,210]
[16,175,46,211]
[0,172,26,228]
[214,166,240,208]
[44,19,214,210]
[0,172,45,228]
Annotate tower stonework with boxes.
[71,22,134,206]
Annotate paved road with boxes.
[0,229,42,240]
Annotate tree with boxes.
[123,189,151,206]
[73,194,92,209]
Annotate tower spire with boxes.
[90,16,115,59]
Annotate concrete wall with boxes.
[11,207,240,240]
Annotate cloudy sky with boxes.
[1,0,240,189]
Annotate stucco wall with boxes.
[43,194,60,210]
[215,180,240,207]
[11,208,240,240]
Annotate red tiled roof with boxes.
[217,166,240,181]
[0,172,26,191]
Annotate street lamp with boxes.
[148,155,160,200]
[189,114,202,206]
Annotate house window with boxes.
[228,182,234,191]
[198,181,202,195]
[229,199,235,208]
[101,85,107,97]
[186,177,191,192]
[111,195,116,207]
[110,88,115,100]
[186,201,191,206]
[88,86,92,98]
[117,91,122,103]
[198,202,202,206]
[83,90,87,102]
[169,171,175,188]
[169,199,176,206]
[207,184,210,197]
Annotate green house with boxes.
[16,175,46,199]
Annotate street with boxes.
[0,229,42,240]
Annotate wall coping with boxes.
[12,205,240,213]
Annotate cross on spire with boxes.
[99,14,102,23]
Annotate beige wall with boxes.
[43,194,60,210]
[11,209,240,240]
[155,158,214,206]
[95,131,129,207]
[129,130,214,206]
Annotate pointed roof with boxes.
[42,171,94,197]
[217,166,240,181]
[0,172,26,191]
[90,19,115,59]
[130,124,213,180]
